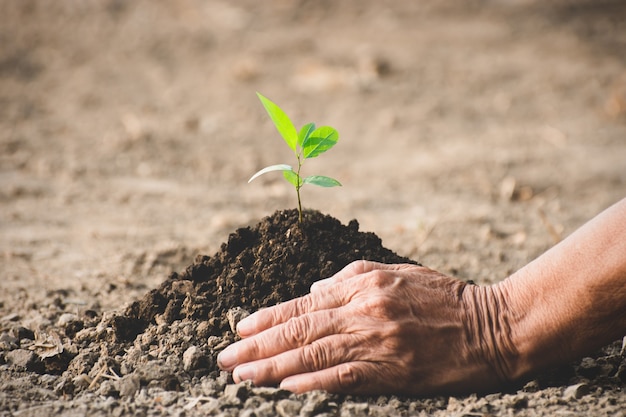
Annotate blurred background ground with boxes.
[0,0,625,412]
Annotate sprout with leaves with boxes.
[249,92,341,223]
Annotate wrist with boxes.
[491,271,569,383]
[461,283,523,387]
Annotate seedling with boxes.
[249,92,341,223]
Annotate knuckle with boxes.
[300,342,331,371]
[361,293,398,319]
[367,270,393,288]
[273,296,311,323]
[279,316,311,346]
[335,363,366,391]
[294,294,315,312]
[344,259,381,276]
[348,259,372,275]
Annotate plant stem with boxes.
[296,155,303,223]
[296,185,303,223]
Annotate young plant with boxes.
[249,92,341,223]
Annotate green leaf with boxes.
[298,123,315,148]
[303,175,342,187]
[257,92,298,152]
[283,170,302,187]
[302,126,339,159]
[248,164,292,183]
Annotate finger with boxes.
[310,260,418,293]
[232,332,367,386]
[279,361,392,395]
[219,307,347,371]
[236,285,347,338]
[310,260,380,291]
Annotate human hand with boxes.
[217,260,515,395]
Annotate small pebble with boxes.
[276,399,303,417]
[6,349,42,372]
[14,326,35,341]
[226,307,250,334]
[117,374,140,398]
[300,390,333,417]
[563,383,590,400]
[182,345,205,371]
[223,381,251,405]
[57,313,79,327]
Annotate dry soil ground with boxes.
[1,1,626,416]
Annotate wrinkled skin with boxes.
[217,261,514,395]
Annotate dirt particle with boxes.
[6,349,43,373]
[563,383,591,400]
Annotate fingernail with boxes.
[279,378,298,393]
[236,314,256,336]
[217,346,237,370]
[235,364,256,382]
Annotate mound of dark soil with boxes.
[114,209,417,343]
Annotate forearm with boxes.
[496,197,626,381]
